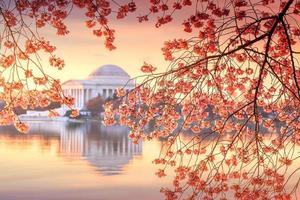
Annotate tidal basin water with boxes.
[0,121,170,200]
[0,121,300,200]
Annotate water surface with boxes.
[0,121,169,200]
[0,121,299,199]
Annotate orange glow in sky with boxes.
[42,9,190,82]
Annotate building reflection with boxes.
[59,122,142,175]
[0,121,142,176]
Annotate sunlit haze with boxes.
[44,7,189,82]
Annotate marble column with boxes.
[75,89,79,108]
[79,89,81,108]
[83,89,86,107]
[78,89,81,108]
[81,89,84,108]
[72,89,74,106]
[70,89,73,105]
[88,89,92,100]
[86,89,88,101]
[79,89,82,108]
[73,89,76,107]
[87,89,91,100]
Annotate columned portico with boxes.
[59,64,135,114]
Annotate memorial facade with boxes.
[60,64,135,112]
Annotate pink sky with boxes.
[43,4,193,82]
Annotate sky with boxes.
[43,3,191,82]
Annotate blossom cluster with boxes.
[103,0,300,199]
[0,0,137,132]
[1,0,300,199]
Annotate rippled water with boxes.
[0,121,170,200]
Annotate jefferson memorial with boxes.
[60,64,135,113]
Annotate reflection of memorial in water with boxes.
[60,122,142,175]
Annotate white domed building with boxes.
[60,64,135,113]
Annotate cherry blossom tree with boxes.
[1,0,300,199]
